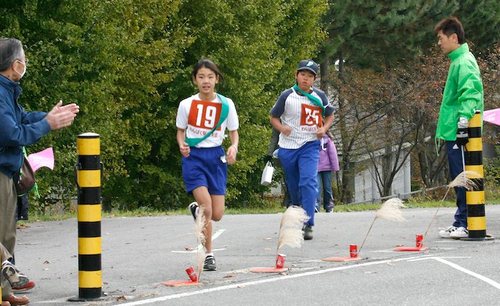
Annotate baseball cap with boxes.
[297,59,319,76]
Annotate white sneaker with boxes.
[450,227,469,239]
[439,226,458,238]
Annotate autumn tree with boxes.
[318,1,499,202]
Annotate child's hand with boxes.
[281,125,292,136]
[226,144,238,165]
[316,127,326,139]
[179,142,190,157]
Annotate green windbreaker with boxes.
[435,43,484,141]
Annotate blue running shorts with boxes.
[182,146,228,195]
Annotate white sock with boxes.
[206,253,214,257]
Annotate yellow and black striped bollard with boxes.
[464,111,491,240]
[72,133,102,300]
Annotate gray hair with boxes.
[0,38,24,72]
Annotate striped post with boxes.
[75,133,102,299]
[464,111,488,240]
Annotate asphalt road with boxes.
[13,204,500,305]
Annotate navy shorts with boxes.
[182,146,227,195]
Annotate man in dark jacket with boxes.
[0,38,79,304]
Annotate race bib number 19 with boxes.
[188,100,222,130]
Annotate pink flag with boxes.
[27,147,55,173]
[484,108,500,126]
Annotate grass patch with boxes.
[18,187,499,223]
[21,211,75,223]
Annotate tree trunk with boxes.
[336,52,355,203]
[320,58,330,95]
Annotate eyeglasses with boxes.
[16,58,28,65]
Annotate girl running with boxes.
[176,59,239,271]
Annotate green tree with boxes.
[455,0,500,50]
[156,0,327,208]
[0,0,330,211]
[1,0,189,210]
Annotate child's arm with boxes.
[226,130,239,165]
[270,116,292,136]
[317,114,334,139]
[177,128,190,157]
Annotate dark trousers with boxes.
[316,171,334,211]
[446,141,467,228]
[17,194,29,221]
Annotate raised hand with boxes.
[46,100,79,130]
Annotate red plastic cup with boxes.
[185,266,198,282]
[416,234,424,248]
[349,244,358,258]
[275,254,286,269]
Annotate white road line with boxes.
[409,256,500,289]
[408,256,469,262]
[119,255,425,306]
[432,257,500,290]
[171,229,226,253]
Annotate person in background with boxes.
[265,127,291,207]
[270,59,334,240]
[316,131,339,213]
[433,17,484,239]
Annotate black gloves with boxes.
[456,128,469,147]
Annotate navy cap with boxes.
[297,59,319,76]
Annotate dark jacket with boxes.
[0,75,50,177]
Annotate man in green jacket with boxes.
[434,17,484,239]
